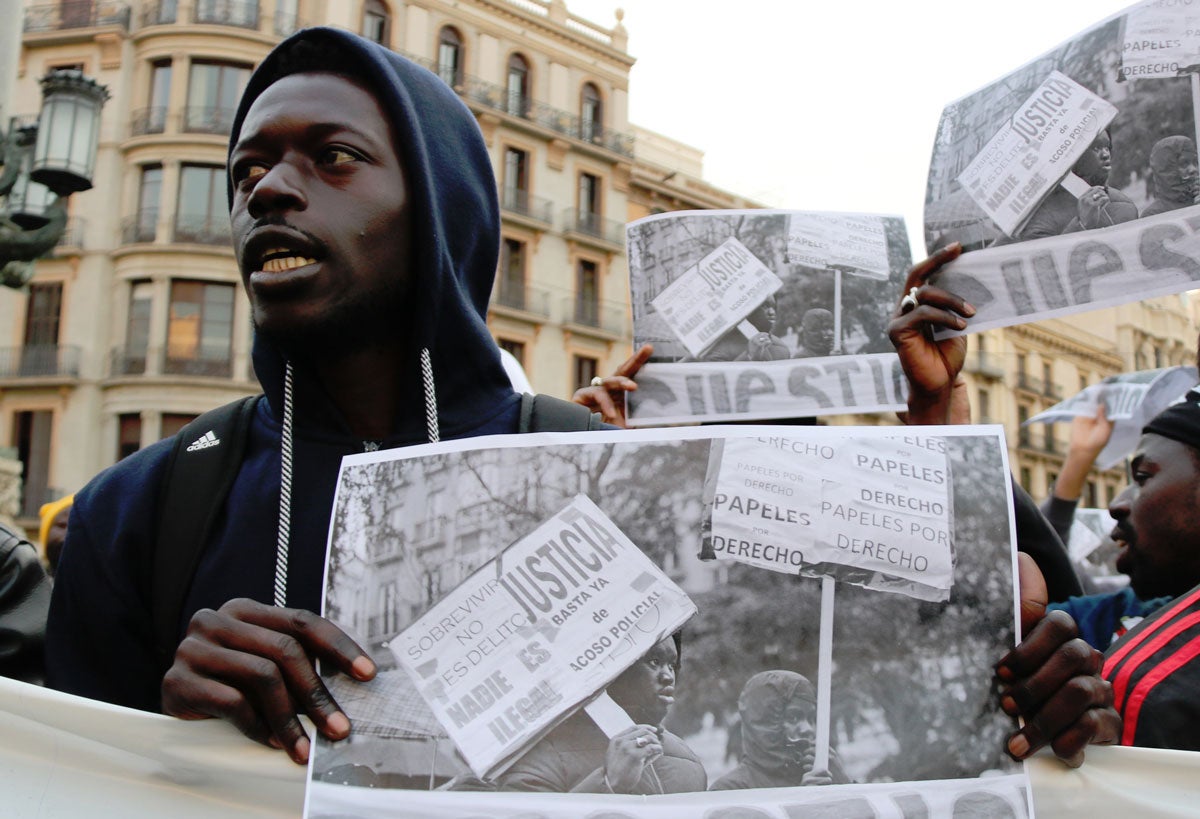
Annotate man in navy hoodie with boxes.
[46,29,526,765]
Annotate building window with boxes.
[118,413,142,460]
[502,147,528,213]
[575,259,599,326]
[506,53,529,116]
[361,0,389,44]
[1017,404,1031,447]
[580,82,602,141]
[186,61,250,134]
[161,413,198,440]
[194,0,259,27]
[128,164,161,243]
[573,355,598,392]
[1042,361,1052,390]
[13,410,53,518]
[976,387,989,421]
[1086,480,1099,508]
[1079,372,1089,391]
[20,283,62,376]
[437,26,463,86]
[380,581,398,635]
[176,165,229,244]
[166,280,235,377]
[498,338,525,367]
[577,172,601,235]
[135,60,171,135]
[497,238,526,310]
[1019,467,1032,493]
[274,0,298,35]
[120,280,153,375]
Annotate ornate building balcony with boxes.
[108,346,232,378]
[500,188,553,225]
[562,296,626,337]
[183,106,237,135]
[23,0,130,32]
[192,0,259,29]
[562,207,625,248]
[130,107,168,136]
[121,211,158,244]
[492,283,550,318]
[173,215,231,245]
[140,0,177,25]
[0,345,82,379]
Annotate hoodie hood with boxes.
[227,27,516,442]
[738,669,818,775]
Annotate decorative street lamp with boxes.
[0,69,109,289]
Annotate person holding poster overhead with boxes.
[888,242,1121,764]
[497,635,706,794]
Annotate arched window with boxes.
[361,0,390,45]
[506,53,529,117]
[437,26,463,87]
[580,82,602,141]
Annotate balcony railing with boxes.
[964,351,1004,379]
[122,211,159,244]
[493,283,550,317]
[164,350,232,378]
[1043,382,1063,400]
[562,207,625,246]
[130,107,168,136]
[53,217,85,252]
[183,106,237,135]
[141,0,177,24]
[500,188,554,224]
[1016,372,1043,393]
[110,346,147,376]
[0,345,82,378]
[402,55,635,158]
[192,0,259,28]
[273,9,303,36]
[562,296,626,336]
[174,215,231,245]
[24,0,130,32]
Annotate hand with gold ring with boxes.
[571,343,653,428]
[887,242,976,425]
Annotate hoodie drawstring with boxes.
[273,360,295,608]
[272,351,440,607]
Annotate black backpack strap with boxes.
[152,395,260,672]
[519,393,602,432]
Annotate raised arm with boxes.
[572,343,653,428]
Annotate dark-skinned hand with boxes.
[994,554,1121,767]
[887,243,975,425]
[161,597,376,764]
[603,724,663,792]
[571,343,653,428]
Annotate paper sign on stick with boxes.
[957,71,1117,237]
[703,435,954,601]
[390,495,695,779]
[1122,2,1200,79]
[786,213,891,280]
[650,236,783,357]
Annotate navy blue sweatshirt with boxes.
[46,28,522,710]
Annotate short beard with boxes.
[258,282,413,361]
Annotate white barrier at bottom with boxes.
[1,675,1195,818]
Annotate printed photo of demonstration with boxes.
[307,427,1025,817]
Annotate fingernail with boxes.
[352,655,376,679]
[995,664,1014,682]
[1008,734,1030,758]
[963,302,976,316]
[1000,694,1018,715]
[327,712,351,737]
[294,736,310,764]
[267,736,283,749]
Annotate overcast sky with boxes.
[567,0,1136,255]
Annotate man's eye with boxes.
[321,147,360,166]
[233,163,268,184]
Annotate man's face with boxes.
[606,637,678,726]
[1157,145,1199,204]
[802,310,835,355]
[1072,131,1113,188]
[229,72,412,350]
[780,695,817,761]
[748,296,777,333]
[1110,434,1200,599]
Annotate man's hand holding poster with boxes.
[626,209,913,425]
[924,1,1200,334]
[390,496,695,778]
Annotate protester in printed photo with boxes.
[1141,136,1200,218]
[791,308,836,359]
[497,635,706,793]
[994,129,1138,244]
[710,670,850,790]
[701,295,789,362]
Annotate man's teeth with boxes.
[261,255,316,272]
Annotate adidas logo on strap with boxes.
[186,430,221,452]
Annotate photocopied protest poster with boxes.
[1025,365,1197,468]
[701,435,954,602]
[924,1,1200,334]
[390,495,696,778]
[626,209,913,426]
[306,426,1029,818]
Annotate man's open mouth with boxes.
[260,248,318,273]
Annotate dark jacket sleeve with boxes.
[45,440,174,711]
[0,522,52,684]
[1038,494,1080,548]
[1013,483,1082,602]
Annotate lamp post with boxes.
[0,69,109,289]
